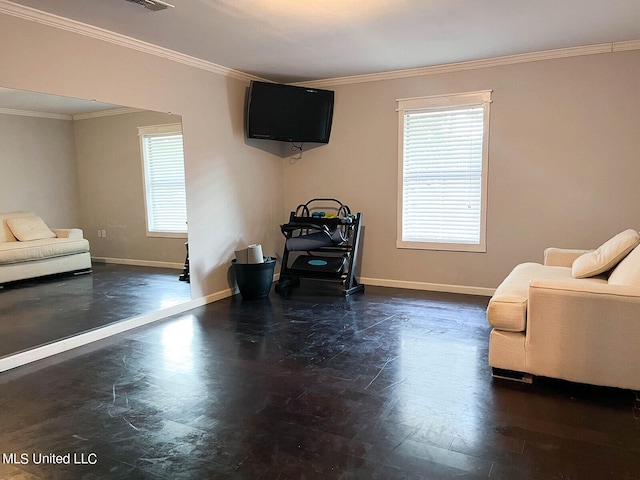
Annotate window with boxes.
[139,123,187,237]
[397,90,492,252]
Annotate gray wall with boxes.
[0,113,80,227]
[3,10,638,296]
[0,110,189,265]
[0,13,285,299]
[73,110,185,264]
[284,50,640,291]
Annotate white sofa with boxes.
[487,229,640,391]
[0,211,91,286]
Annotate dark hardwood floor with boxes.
[0,283,638,479]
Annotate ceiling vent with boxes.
[125,0,174,12]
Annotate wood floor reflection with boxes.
[0,263,191,357]
[0,285,638,479]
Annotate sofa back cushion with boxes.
[608,244,640,286]
[0,211,36,243]
[6,215,56,242]
[572,229,640,279]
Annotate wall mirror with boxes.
[0,86,191,363]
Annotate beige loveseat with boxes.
[487,229,640,391]
[0,211,91,286]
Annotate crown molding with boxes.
[2,1,638,89]
[0,107,72,120]
[0,0,265,82]
[613,39,640,52]
[0,106,147,120]
[72,106,145,120]
[299,41,639,88]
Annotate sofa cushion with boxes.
[7,215,56,242]
[0,211,35,243]
[608,244,640,286]
[487,262,606,332]
[571,229,640,279]
[0,237,90,264]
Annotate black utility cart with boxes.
[276,198,364,296]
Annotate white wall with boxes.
[284,51,640,291]
[0,13,284,299]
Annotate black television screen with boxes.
[245,81,334,144]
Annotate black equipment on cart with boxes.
[276,198,364,296]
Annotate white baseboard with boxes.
[360,277,495,297]
[92,256,183,270]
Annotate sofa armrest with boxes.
[527,279,640,389]
[543,248,592,267]
[52,228,84,240]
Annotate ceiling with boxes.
[3,0,640,84]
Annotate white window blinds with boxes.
[397,91,491,252]
[139,124,187,235]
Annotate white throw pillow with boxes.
[571,229,640,279]
[0,211,35,243]
[6,215,56,242]
[608,244,640,286]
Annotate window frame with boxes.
[396,90,492,252]
[138,123,187,239]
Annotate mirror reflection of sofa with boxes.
[0,211,91,286]
[487,229,640,390]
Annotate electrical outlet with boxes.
[97,230,102,238]
[101,230,107,238]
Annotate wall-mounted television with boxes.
[245,81,334,144]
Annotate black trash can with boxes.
[232,257,276,300]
